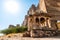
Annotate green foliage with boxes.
[1,26,27,35]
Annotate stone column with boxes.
[28,17,31,31]
[39,17,41,28]
[45,18,47,26]
[48,19,51,28]
[33,16,36,29]
[40,17,44,27]
[30,30,33,37]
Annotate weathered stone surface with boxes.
[39,0,47,13]
[45,0,60,8]
[22,15,28,27]
[45,0,60,15]
[23,31,30,37]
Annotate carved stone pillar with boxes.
[30,30,33,37]
[28,17,31,31]
[45,18,47,26]
[48,19,51,28]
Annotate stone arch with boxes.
[40,17,45,23]
[36,18,39,23]
[30,18,32,22]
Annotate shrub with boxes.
[1,26,27,35]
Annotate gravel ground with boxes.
[0,37,60,40]
[0,33,60,40]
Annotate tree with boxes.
[1,26,27,35]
